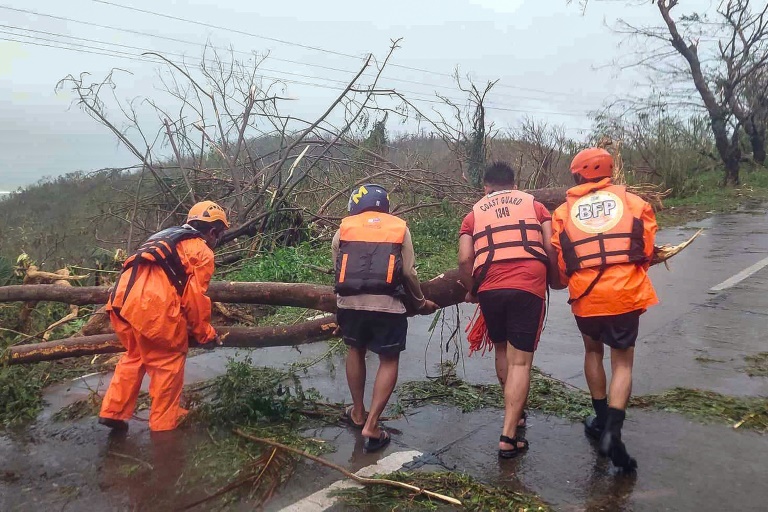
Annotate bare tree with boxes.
[57,43,478,262]
[608,1,768,185]
[512,117,569,189]
[424,71,498,188]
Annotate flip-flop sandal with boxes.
[498,435,529,459]
[341,405,365,430]
[518,410,528,429]
[364,430,391,453]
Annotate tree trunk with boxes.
[750,123,767,165]
[6,317,340,365]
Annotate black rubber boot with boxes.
[584,415,604,440]
[98,417,129,430]
[599,408,637,472]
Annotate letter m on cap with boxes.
[352,185,369,204]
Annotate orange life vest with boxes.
[111,226,203,307]
[560,184,647,276]
[335,211,407,297]
[471,190,548,276]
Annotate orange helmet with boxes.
[570,148,614,180]
[187,201,229,229]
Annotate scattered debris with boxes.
[236,431,463,507]
[397,364,592,421]
[631,388,768,433]
[744,352,768,377]
[332,471,549,511]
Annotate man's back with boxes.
[552,185,658,317]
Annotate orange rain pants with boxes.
[100,313,188,431]
[99,237,216,431]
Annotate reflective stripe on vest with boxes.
[560,184,646,276]
[113,226,204,306]
[471,189,548,275]
[334,211,406,297]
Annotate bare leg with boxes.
[582,334,607,400]
[345,346,367,425]
[494,341,507,387]
[608,347,634,410]
[361,353,399,439]
[499,345,534,451]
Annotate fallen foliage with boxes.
[630,388,768,432]
[398,366,768,432]
[744,352,768,377]
[397,365,592,421]
[332,471,550,512]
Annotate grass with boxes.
[655,166,768,228]
[332,471,550,512]
[744,352,768,377]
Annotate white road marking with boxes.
[278,450,422,512]
[709,255,768,293]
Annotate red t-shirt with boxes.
[460,201,552,298]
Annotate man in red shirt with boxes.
[458,162,558,458]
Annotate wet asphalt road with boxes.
[1,207,768,511]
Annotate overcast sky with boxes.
[0,0,715,191]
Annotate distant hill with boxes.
[0,135,572,267]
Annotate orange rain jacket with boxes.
[100,235,216,431]
[551,178,659,318]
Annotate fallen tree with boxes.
[0,269,465,311]
[1,231,701,365]
[6,317,340,365]
[2,270,464,364]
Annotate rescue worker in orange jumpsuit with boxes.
[551,148,658,471]
[98,201,229,432]
[334,184,438,453]
[458,162,559,458]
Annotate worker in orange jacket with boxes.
[551,148,658,472]
[98,201,229,432]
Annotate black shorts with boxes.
[477,289,545,353]
[575,310,641,349]
[336,308,408,356]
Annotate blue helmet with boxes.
[347,183,390,215]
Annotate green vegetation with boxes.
[656,165,768,227]
[333,471,550,512]
[409,206,464,280]
[397,365,591,421]
[398,365,768,432]
[744,352,768,377]
[228,242,334,285]
[631,388,768,432]
[181,358,343,508]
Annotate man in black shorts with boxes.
[458,162,559,458]
[551,148,659,471]
[333,184,437,453]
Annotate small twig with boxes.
[233,429,462,506]
[108,451,154,471]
